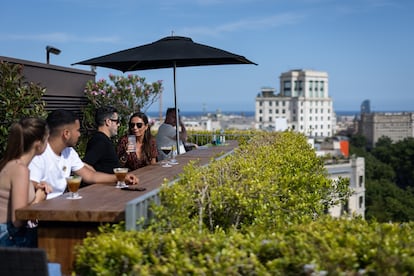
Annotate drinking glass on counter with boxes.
[169,144,178,164]
[113,167,129,188]
[66,175,82,199]
[160,146,172,167]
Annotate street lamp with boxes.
[46,45,61,64]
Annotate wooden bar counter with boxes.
[16,141,238,275]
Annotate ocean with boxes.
[147,110,359,118]
[147,110,256,118]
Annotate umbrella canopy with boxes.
[73,36,257,72]
[73,35,257,153]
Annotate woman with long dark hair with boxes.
[0,117,49,247]
[117,112,157,170]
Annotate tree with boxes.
[0,61,47,155]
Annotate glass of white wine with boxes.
[169,144,178,164]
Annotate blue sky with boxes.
[1,0,413,113]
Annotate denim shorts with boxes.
[0,222,37,248]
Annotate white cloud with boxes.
[178,12,304,37]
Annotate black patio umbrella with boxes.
[73,35,257,153]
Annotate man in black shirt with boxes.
[84,106,121,173]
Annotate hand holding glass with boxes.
[66,176,82,199]
[113,168,129,188]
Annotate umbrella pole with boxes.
[173,62,181,154]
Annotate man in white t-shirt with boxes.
[29,109,139,199]
[156,108,187,161]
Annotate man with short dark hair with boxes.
[29,109,139,199]
[84,106,121,174]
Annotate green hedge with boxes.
[74,131,412,275]
[75,218,414,275]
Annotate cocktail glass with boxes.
[113,167,129,188]
[160,146,172,167]
[66,175,82,199]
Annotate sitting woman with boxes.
[117,112,158,170]
[0,118,49,247]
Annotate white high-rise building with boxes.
[255,69,336,137]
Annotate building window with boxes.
[284,81,291,92]
[309,80,313,91]
[282,109,286,114]
[269,101,272,106]
[276,109,279,114]
[320,81,324,91]
[269,117,272,122]
[359,196,364,209]
[259,117,262,122]
[269,109,272,114]
[359,175,364,187]
[300,116,303,121]
[310,108,312,113]
[259,109,262,114]
[276,101,279,106]
[282,101,286,106]
[259,101,263,106]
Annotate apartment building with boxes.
[255,69,336,137]
[325,157,366,218]
[359,112,414,148]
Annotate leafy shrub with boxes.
[0,61,47,155]
[155,131,350,232]
[75,217,414,275]
[74,131,368,275]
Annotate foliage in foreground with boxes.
[155,131,350,232]
[75,217,414,275]
[73,132,365,274]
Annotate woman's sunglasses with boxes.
[129,122,144,129]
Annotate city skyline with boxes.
[1,0,413,113]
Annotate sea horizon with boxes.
[146,109,413,119]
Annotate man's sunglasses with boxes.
[129,122,144,129]
[109,118,120,124]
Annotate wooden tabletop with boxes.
[16,141,238,223]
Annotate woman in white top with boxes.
[0,117,49,247]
